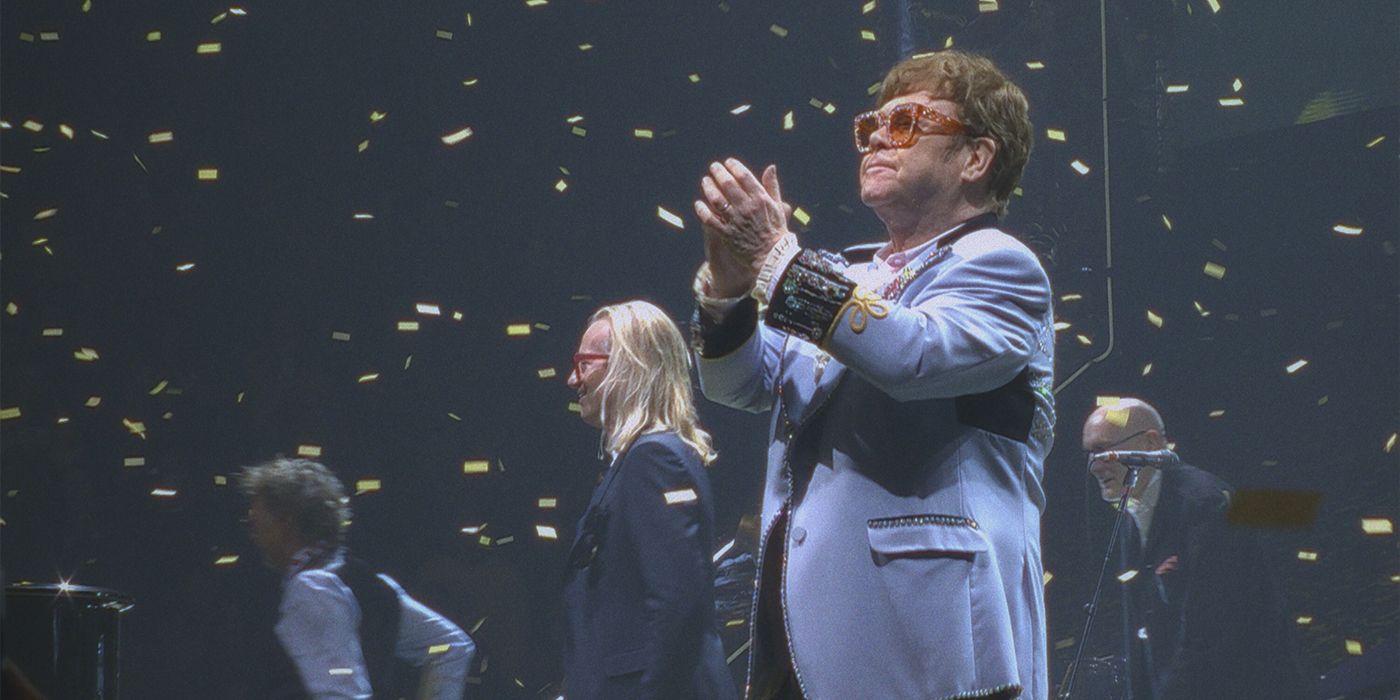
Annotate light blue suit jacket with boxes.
[697,220,1055,700]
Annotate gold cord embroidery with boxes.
[840,287,889,334]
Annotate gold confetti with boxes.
[22,120,43,132]
[506,323,531,336]
[978,0,999,13]
[860,29,877,41]
[537,368,557,379]
[428,643,451,655]
[463,459,490,475]
[657,205,684,229]
[1025,60,1045,70]
[40,32,59,41]
[568,402,581,413]
[451,311,463,321]
[0,165,19,174]
[1296,615,1313,625]
[1142,363,1153,376]
[1208,409,1225,418]
[792,207,811,226]
[1043,571,1053,585]
[352,213,373,220]
[328,668,354,676]
[1364,135,1385,148]
[1117,569,1139,583]
[1146,310,1163,328]
[148,131,174,144]
[75,347,100,362]
[538,497,558,509]
[416,303,441,316]
[19,33,34,43]
[570,125,587,137]
[769,24,788,38]
[196,42,222,54]
[1332,223,1363,236]
[357,373,380,383]
[1296,550,1318,562]
[862,0,876,13]
[1232,78,1243,92]
[1070,160,1091,175]
[525,0,547,6]
[215,555,239,566]
[146,31,162,41]
[438,126,475,146]
[197,168,219,181]
[82,0,92,11]
[1361,518,1394,535]
[730,104,752,115]
[151,488,177,498]
[823,103,836,114]
[554,179,568,192]
[435,29,453,40]
[496,535,515,545]
[5,302,17,315]
[33,208,58,221]
[85,396,101,408]
[631,128,655,139]
[664,488,698,505]
[42,328,64,337]
[1218,97,1244,107]
[1045,128,1065,142]
[1202,262,1226,279]
[355,479,382,493]
[687,73,701,83]
[148,379,168,395]
[296,444,322,458]
[0,407,21,421]
[59,124,74,139]
[1096,396,1122,407]
[535,525,559,540]
[1206,0,1221,13]
[331,331,351,341]
[211,12,227,24]
[1345,640,1363,656]
[1285,359,1308,374]
[1052,321,1071,331]
[215,475,227,485]
[1075,334,1092,346]
[1386,433,1397,453]
[1165,84,1190,94]
[397,321,419,332]
[1105,408,1130,428]
[175,262,196,272]
[370,111,387,123]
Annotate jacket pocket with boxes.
[602,647,647,678]
[866,513,986,565]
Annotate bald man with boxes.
[1081,400,1306,700]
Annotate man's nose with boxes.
[866,121,895,151]
[566,370,579,389]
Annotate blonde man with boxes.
[562,300,737,700]
[692,50,1053,699]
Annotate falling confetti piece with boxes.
[352,213,374,220]
[1026,60,1045,70]
[297,444,322,458]
[1165,84,1190,94]
[769,24,788,37]
[525,0,547,5]
[85,396,102,407]
[331,331,351,341]
[355,479,382,493]
[357,373,380,383]
[1046,128,1065,142]
[535,525,559,540]
[1296,616,1313,625]
[1285,359,1308,374]
[42,328,63,337]
[148,379,169,395]
[1218,97,1244,107]
[1096,396,1122,407]
[1206,0,1221,13]
[22,120,43,132]
[782,111,794,130]
[5,303,17,315]
[1043,571,1053,585]
[123,457,145,467]
[1232,78,1243,92]
[1075,334,1092,346]
[730,104,752,115]
[1105,408,1130,428]
[215,555,239,566]
[537,368,557,379]
[416,303,441,316]
[1142,363,1153,376]
[1070,160,1091,175]
[1146,310,1163,328]
[577,43,593,51]
[664,488,698,505]
[538,497,557,509]
[451,311,463,321]
[196,42,222,54]
[75,347,100,362]
[792,207,811,226]
[1332,223,1363,236]
[59,124,74,139]
[1345,640,1363,656]
[435,29,454,40]
[570,125,587,137]
[463,460,490,475]
[33,208,57,220]
[506,323,531,336]
[328,668,354,676]
[0,407,20,421]
[1202,262,1226,279]
[978,0,999,10]
[554,179,568,192]
[862,0,876,13]
[397,321,420,332]
[370,111,387,123]
[146,31,162,41]
[40,32,59,41]
[214,474,227,485]
[151,488,177,497]
[197,168,219,181]
[568,402,581,413]
[496,536,515,545]
[1208,410,1225,418]
[1052,321,1071,331]
[633,128,654,139]
[657,205,684,229]
[860,29,877,41]
[1361,518,1394,535]
[687,73,701,83]
[1297,550,1318,561]
[1385,433,1397,453]
[1364,135,1385,148]
[143,128,170,142]
[1117,569,1139,583]
[441,126,474,146]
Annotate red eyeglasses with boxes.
[571,353,609,378]
[853,102,966,154]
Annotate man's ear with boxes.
[1145,429,1167,450]
[961,136,997,186]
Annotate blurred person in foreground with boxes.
[691,49,1054,699]
[1082,399,1307,699]
[241,457,475,699]
[562,300,737,700]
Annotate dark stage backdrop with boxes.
[1,0,1395,697]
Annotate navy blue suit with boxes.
[562,432,737,700]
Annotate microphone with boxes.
[1090,449,1180,468]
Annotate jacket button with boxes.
[792,526,807,544]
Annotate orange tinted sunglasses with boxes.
[853,103,966,154]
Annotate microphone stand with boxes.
[1057,462,1143,699]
